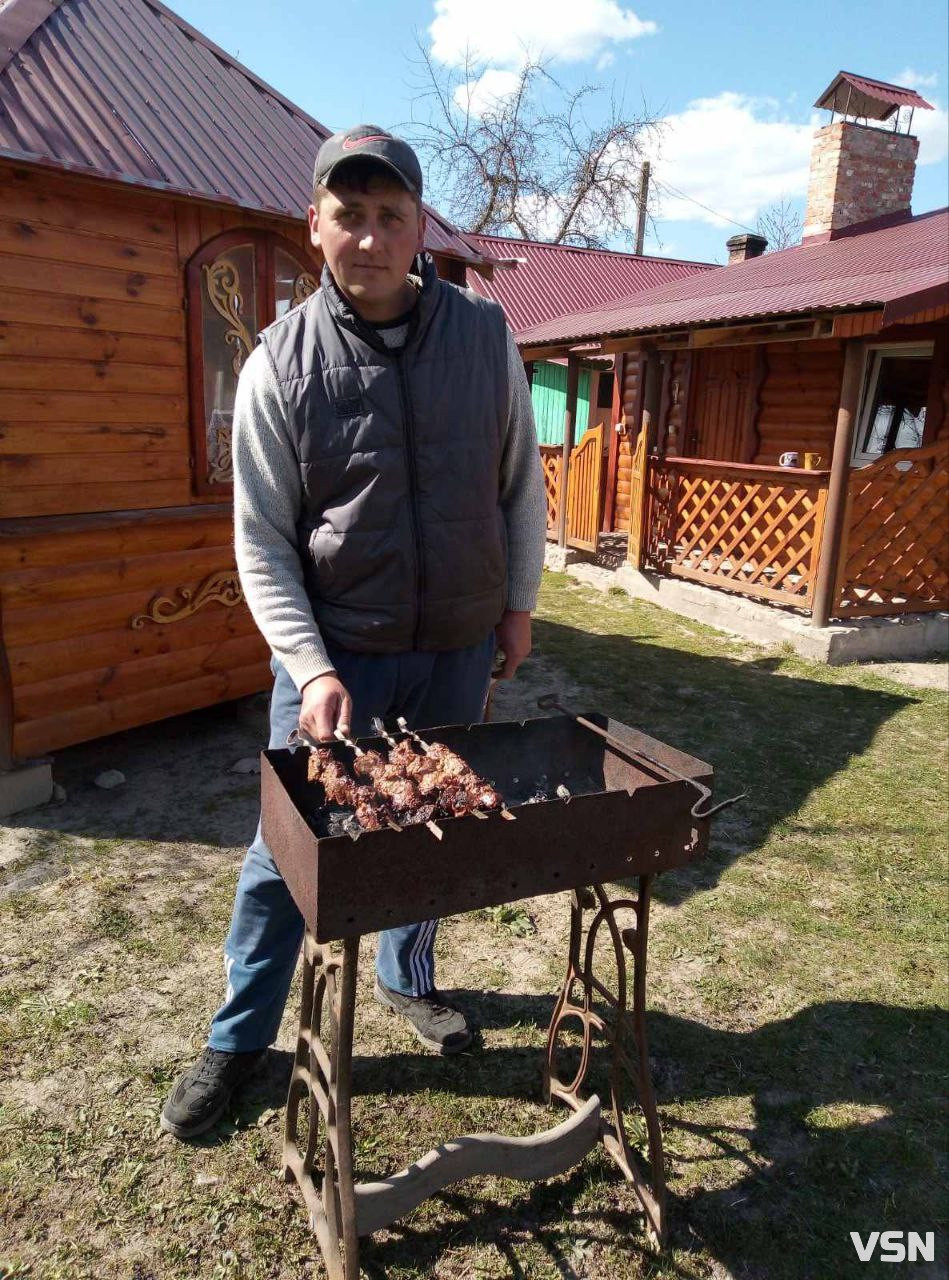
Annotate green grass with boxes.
[0,572,945,1279]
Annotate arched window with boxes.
[187,230,319,494]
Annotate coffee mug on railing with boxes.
[779,451,800,468]
[803,453,824,470]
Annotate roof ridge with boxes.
[0,0,69,74]
[470,231,716,268]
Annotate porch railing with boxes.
[835,441,949,617]
[641,456,829,609]
[540,445,562,533]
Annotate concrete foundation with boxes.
[547,549,948,665]
[0,758,53,818]
[544,545,587,573]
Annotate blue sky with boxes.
[174,0,948,264]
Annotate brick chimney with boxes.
[802,72,934,242]
[726,233,768,263]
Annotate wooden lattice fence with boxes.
[643,458,829,607]
[539,446,561,533]
[836,441,949,616]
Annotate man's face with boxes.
[309,174,426,322]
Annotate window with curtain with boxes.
[187,231,318,494]
[853,344,934,466]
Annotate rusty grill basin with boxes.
[261,712,713,943]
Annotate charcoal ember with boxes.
[402,803,436,827]
[325,807,356,838]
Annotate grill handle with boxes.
[536,694,744,820]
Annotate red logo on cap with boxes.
[341,134,391,150]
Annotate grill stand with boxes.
[545,877,665,1243]
[282,877,666,1279]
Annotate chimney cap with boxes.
[815,71,934,121]
[726,233,768,262]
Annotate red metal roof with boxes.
[815,71,934,118]
[0,0,483,264]
[515,208,949,348]
[466,234,714,336]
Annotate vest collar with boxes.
[320,252,442,355]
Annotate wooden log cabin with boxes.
[0,0,487,771]
[517,74,948,627]
[466,234,713,547]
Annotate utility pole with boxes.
[634,161,650,255]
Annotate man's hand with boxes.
[494,609,532,680]
[299,672,353,741]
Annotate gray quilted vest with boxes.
[258,254,510,653]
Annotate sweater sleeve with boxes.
[499,327,547,612]
[232,344,335,691]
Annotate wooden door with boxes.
[566,425,605,551]
[686,346,757,461]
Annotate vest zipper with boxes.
[395,354,425,649]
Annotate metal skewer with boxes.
[374,716,488,819]
[338,726,443,840]
[285,726,370,840]
[396,717,516,821]
[536,694,745,820]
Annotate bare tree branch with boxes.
[404,43,664,248]
[756,199,803,252]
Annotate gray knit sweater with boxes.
[232,319,547,692]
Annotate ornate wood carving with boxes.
[292,271,318,306]
[131,570,244,628]
[203,256,253,377]
[206,413,233,486]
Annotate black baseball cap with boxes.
[313,125,423,199]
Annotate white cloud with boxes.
[645,93,814,228]
[895,68,939,89]
[453,68,522,116]
[913,99,949,165]
[886,69,947,164]
[428,0,657,69]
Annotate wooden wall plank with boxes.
[1,391,184,423]
[0,289,183,337]
[0,218,181,277]
[1,482,190,519]
[0,451,190,493]
[0,166,176,245]
[754,340,844,464]
[174,203,203,266]
[13,661,271,759]
[0,423,187,456]
[15,633,268,721]
[0,324,184,366]
[0,358,186,395]
[1,254,182,307]
[6,604,258,685]
[1,544,232,606]
[0,510,232,569]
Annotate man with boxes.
[161,125,546,1139]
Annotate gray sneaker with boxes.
[374,978,473,1054]
[160,1047,266,1139]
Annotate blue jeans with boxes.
[208,633,495,1053]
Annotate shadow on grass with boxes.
[529,618,915,905]
[7,625,913,915]
[291,994,945,1280]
